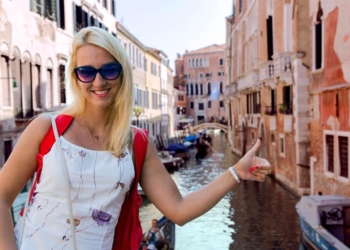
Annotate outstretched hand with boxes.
[233,139,271,182]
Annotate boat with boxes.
[140,216,175,250]
[295,195,350,250]
[159,151,184,171]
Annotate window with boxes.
[205,73,212,78]
[251,132,255,140]
[152,92,158,109]
[208,101,211,108]
[239,0,243,13]
[111,0,116,16]
[195,84,198,95]
[315,2,323,70]
[326,135,334,173]
[339,136,348,178]
[271,133,275,143]
[190,84,194,95]
[266,16,274,60]
[207,82,211,95]
[280,86,292,114]
[177,107,186,114]
[57,0,65,29]
[186,84,189,95]
[200,84,203,95]
[266,89,277,115]
[198,103,204,110]
[219,58,224,66]
[220,82,223,94]
[0,56,11,106]
[59,64,66,104]
[246,92,261,114]
[103,0,107,8]
[46,68,53,109]
[220,100,224,108]
[218,72,224,76]
[178,95,184,101]
[199,73,203,78]
[279,135,285,157]
[190,102,194,109]
[4,140,12,163]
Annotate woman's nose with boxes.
[93,72,106,86]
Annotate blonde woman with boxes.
[0,27,271,250]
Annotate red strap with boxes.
[113,129,148,250]
[20,115,73,216]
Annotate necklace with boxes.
[83,117,103,145]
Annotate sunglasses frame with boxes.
[74,62,123,83]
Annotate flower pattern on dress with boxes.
[79,150,86,157]
[92,209,112,226]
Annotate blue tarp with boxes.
[165,143,189,153]
[184,135,196,142]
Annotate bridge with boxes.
[190,122,229,134]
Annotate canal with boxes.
[140,133,304,250]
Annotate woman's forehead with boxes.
[76,45,115,66]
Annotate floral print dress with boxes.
[15,136,135,250]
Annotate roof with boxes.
[147,47,168,58]
[116,22,146,50]
[185,44,226,55]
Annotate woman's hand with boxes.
[233,139,271,182]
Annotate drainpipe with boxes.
[310,156,317,195]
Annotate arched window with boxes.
[200,84,203,95]
[200,58,203,67]
[188,59,191,68]
[195,83,198,95]
[190,83,194,95]
[186,84,189,95]
[192,59,195,67]
[196,59,198,67]
[220,82,223,94]
[208,100,212,108]
[207,82,211,95]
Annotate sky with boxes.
[116,0,232,72]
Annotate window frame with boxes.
[279,134,285,158]
[323,130,350,182]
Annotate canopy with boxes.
[178,118,194,123]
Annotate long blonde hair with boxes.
[62,27,135,156]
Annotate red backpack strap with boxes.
[113,128,148,250]
[25,114,73,211]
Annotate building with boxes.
[309,0,350,197]
[0,0,117,166]
[175,45,226,124]
[226,0,311,196]
[144,48,162,138]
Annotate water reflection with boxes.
[140,133,303,250]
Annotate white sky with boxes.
[116,0,232,72]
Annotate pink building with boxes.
[175,45,226,123]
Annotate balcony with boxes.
[273,52,293,85]
[260,61,274,84]
[237,70,260,93]
[265,105,277,116]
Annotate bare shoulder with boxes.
[25,113,54,140]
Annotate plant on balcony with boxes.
[279,103,292,114]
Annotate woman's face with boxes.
[75,44,122,110]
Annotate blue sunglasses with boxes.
[74,62,123,83]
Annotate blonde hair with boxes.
[62,27,135,156]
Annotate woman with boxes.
[0,27,271,249]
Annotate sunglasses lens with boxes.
[101,63,122,80]
[76,67,96,82]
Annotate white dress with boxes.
[15,136,135,250]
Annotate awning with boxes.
[178,118,194,123]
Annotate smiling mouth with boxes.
[92,90,109,94]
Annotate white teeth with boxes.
[94,90,108,94]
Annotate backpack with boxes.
[21,114,148,250]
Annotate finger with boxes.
[254,169,269,176]
[252,172,266,182]
[249,139,261,154]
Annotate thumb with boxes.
[250,139,261,153]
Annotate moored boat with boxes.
[296,195,350,250]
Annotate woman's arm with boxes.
[0,114,52,249]
[140,139,270,226]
